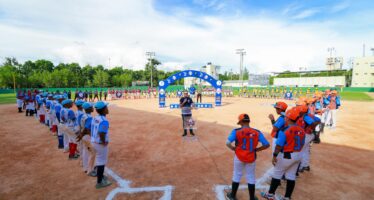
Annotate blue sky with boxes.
[0,0,373,73]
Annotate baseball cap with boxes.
[94,101,109,110]
[295,100,306,106]
[75,100,85,106]
[61,99,73,106]
[306,97,316,104]
[82,102,93,110]
[286,107,299,121]
[273,101,288,111]
[296,104,308,114]
[237,113,250,124]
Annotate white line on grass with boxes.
[105,167,174,200]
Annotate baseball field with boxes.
[0,97,374,200]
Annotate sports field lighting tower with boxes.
[146,51,155,88]
[236,49,246,87]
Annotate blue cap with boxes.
[94,101,109,109]
[75,100,85,106]
[43,92,48,97]
[48,94,53,97]
[61,99,73,106]
[82,102,93,110]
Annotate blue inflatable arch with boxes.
[158,70,222,107]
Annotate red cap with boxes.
[274,101,288,111]
[286,107,300,121]
[237,113,250,124]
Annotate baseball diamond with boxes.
[1,93,374,199]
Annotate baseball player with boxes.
[325,90,341,129]
[268,102,288,153]
[55,95,64,149]
[75,100,85,156]
[62,99,80,159]
[77,102,96,176]
[91,101,112,189]
[226,114,270,200]
[16,90,25,113]
[261,107,306,200]
[180,91,195,137]
[295,99,320,173]
[93,90,99,101]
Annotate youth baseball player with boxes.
[62,99,80,160]
[226,114,270,200]
[268,102,288,153]
[261,107,306,200]
[75,100,85,157]
[55,95,64,149]
[77,102,96,176]
[16,90,25,113]
[91,101,112,189]
[325,90,341,129]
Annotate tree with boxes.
[34,59,54,72]
[243,67,249,80]
[93,70,109,87]
[145,58,161,87]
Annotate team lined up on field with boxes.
[16,90,112,189]
[14,88,341,197]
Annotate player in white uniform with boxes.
[75,100,85,157]
[226,114,270,200]
[55,95,64,149]
[62,99,80,160]
[77,102,96,176]
[91,101,112,189]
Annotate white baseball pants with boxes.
[301,134,315,168]
[272,152,302,181]
[232,155,256,184]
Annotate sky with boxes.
[0,0,373,73]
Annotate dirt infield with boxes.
[0,97,374,200]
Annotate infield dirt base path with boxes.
[0,97,373,200]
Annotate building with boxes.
[184,62,221,88]
[273,76,346,87]
[351,56,374,87]
[326,57,344,70]
[248,74,270,86]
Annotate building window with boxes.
[355,73,359,75]
[356,63,359,65]
[371,63,374,67]
[364,83,366,85]
[364,73,368,75]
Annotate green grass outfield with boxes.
[0,93,16,104]
[0,92,372,105]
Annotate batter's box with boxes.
[214,167,282,200]
[105,168,174,200]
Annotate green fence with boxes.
[1,86,373,94]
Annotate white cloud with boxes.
[0,0,373,74]
[292,8,321,19]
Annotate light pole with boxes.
[146,51,155,88]
[236,49,246,87]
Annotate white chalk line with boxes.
[105,167,174,200]
[214,167,285,200]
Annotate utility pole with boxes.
[146,51,155,88]
[236,49,246,87]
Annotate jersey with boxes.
[271,114,286,138]
[276,125,306,153]
[76,110,85,128]
[54,103,62,122]
[227,126,269,163]
[91,115,109,144]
